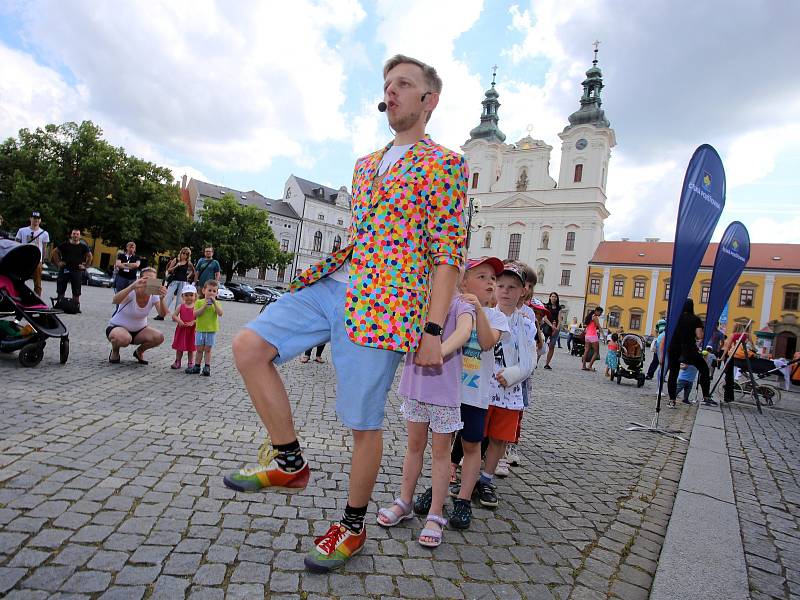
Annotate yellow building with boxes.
[586,241,800,358]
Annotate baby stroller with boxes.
[616,333,645,387]
[570,328,585,357]
[0,239,69,367]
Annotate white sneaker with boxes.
[505,445,520,467]
[495,458,510,477]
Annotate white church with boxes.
[463,52,615,323]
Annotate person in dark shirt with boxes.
[52,228,93,309]
[114,241,141,292]
[666,298,714,407]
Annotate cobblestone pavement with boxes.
[724,403,800,600]
[0,282,696,599]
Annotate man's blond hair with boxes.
[383,54,443,94]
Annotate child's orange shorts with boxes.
[484,405,523,443]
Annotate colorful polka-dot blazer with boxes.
[290,136,467,352]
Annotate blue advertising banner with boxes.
[661,145,726,393]
[703,221,750,347]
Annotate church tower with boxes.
[557,44,616,194]
[462,68,506,194]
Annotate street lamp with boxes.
[466,197,484,251]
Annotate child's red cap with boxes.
[465,256,504,275]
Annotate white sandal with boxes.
[419,514,447,548]
[377,498,414,527]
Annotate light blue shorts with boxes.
[245,276,403,430]
[195,331,217,347]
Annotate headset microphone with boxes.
[377,101,387,112]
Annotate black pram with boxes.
[616,334,646,387]
[0,239,69,367]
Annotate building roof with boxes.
[590,241,800,272]
[292,176,345,205]
[192,179,299,220]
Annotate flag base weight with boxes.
[626,414,687,442]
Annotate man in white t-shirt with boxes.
[15,211,50,297]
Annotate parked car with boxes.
[216,284,235,301]
[225,282,268,303]
[41,261,59,281]
[83,266,114,287]
[253,286,282,305]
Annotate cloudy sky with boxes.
[1,0,797,243]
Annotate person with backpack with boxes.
[15,211,50,297]
[194,246,221,288]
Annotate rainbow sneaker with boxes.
[304,523,366,573]
[222,447,310,492]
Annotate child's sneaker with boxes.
[450,498,472,530]
[185,364,200,374]
[223,456,310,492]
[506,445,520,466]
[476,480,498,508]
[304,523,366,573]
[202,365,211,376]
[495,458,510,477]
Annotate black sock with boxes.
[341,503,368,533]
[273,439,305,473]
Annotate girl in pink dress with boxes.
[171,285,197,369]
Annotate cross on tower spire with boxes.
[491,64,498,86]
[592,40,601,66]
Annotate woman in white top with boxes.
[567,316,579,352]
[107,267,168,365]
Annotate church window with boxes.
[313,231,322,252]
[574,164,583,183]
[560,270,571,286]
[589,278,600,295]
[633,280,646,299]
[472,173,479,189]
[332,235,342,252]
[286,188,292,198]
[537,265,545,284]
[613,279,624,296]
[565,232,576,252]
[540,231,549,250]
[280,238,289,252]
[508,234,521,261]
[483,231,492,248]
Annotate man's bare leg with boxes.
[232,329,297,444]
[348,429,383,506]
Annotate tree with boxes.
[0,121,190,258]
[192,194,292,283]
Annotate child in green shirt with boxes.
[186,280,224,376]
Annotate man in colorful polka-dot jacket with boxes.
[227,54,467,573]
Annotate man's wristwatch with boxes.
[423,321,443,337]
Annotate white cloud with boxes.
[6,0,367,171]
[502,0,800,243]
[724,125,800,189]
[0,44,88,139]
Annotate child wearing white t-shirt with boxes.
[445,257,509,530]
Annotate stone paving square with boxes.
[1,282,705,598]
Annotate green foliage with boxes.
[0,121,190,257]
[192,194,292,283]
